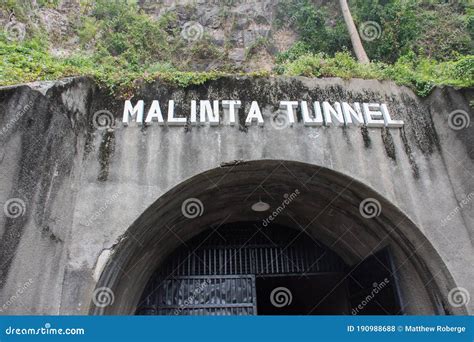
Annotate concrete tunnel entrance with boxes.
[90,160,462,315]
[135,223,402,315]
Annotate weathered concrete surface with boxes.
[0,76,472,315]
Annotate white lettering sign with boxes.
[122,100,404,128]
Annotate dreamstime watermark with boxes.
[207,0,264,5]
[181,21,204,42]
[351,278,390,315]
[0,279,34,313]
[259,12,298,51]
[92,287,115,308]
[84,190,122,227]
[0,96,37,163]
[359,21,382,42]
[0,96,37,137]
[359,198,382,219]
[440,192,473,227]
[3,198,27,219]
[181,198,204,219]
[5,323,85,336]
[262,189,300,227]
[270,111,290,130]
[448,109,471,131]
[92,110,116,130]
[277,13,298,33]
[174,278,211,315]
[4,20,26,42]
[270,287,293,308]
[448,287,470,308]
[404,0,461,5]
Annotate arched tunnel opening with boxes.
[91,160,458,315]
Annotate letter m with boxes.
[123,100,144,125]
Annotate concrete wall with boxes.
[0,76,472,315]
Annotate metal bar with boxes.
[156,303,257,309]
[239,248,243,274]
[224,248,227,275]
[254,271,345,278]
[265,247,269,274]
[273,247,278,274]
[169,274,250,279]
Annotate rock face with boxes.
[2,0,329,69]
[0,76,472,315]
[139,0,293,68]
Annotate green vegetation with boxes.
[351,0,472,62]
[0,37,232,94]
[276,51,473,96]
[276,0,473,62]
[274,0,473,95]
[0,0,233,94]
[275,0,351,57]
[0,0,472,96]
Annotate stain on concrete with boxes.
[381,128,397,161]
[361,126,371,148]
[400,127,420,179]
[97,130,115,182]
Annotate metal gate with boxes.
[136,223,346,315]
[139,275,256,315]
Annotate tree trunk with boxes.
[339,0,370,64]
